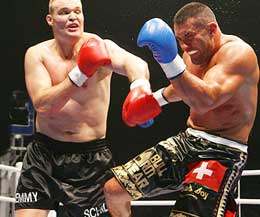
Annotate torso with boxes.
[185,35,259,143]
[35,34,112,142]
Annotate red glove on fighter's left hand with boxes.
[122,79,162,127]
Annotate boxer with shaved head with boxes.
[15,0,152,216]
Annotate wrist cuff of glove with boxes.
[130,78,151,90]
[159,54,186,80]
[68,66,88,87]
[153,88,169,107]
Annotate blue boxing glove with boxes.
[139,119,154,128]
[137,18,186,80]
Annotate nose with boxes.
[68,12,77,21]
[179,42,191,52]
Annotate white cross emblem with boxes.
[192,162,213,180]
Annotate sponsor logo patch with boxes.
[183,160,227,192]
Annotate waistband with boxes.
[34,133,108,153]
[186,128,248,153]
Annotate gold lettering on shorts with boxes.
[142,161,156,178]
[135,150,154,166]
[150,154,167,177]
[183,184,193,192]
[124,161,140,176]
[132,172,149,189]
[124,161,149,190]
[194,187,209,200]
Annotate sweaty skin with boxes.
[18,1,150,216]
[103,11,259,217]
[163,18,259,144]
[25,34,113,142]
[24,0,149,143]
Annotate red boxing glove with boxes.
[122,79,167,127]
[69,37,111,87]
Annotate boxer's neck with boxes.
[54,37,83,59]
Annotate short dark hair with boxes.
[174,2,216,26]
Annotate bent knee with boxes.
[104,177,131,201]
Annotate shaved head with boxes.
[48,0,82,14]
[48,0,55,13]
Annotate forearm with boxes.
[162,84,182,102]
[125,57,150,82]
[105,39,150,82]
[170,70,218,113]
[33,77,77,116]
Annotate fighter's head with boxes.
[173,2,221,65]
[46,0,84,41]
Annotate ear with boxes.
[208,22,217,35]
[46,14,53,27]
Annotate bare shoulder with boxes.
[219,35,256,59]
[102,38,130,58]
[217,35,258,73]
[82,32,102,40]
[103,39,122,52]
[82,32,123,51]
[25,39,54,59]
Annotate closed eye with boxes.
[58,8,71,15]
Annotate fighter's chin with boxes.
[189,54,205,65]
[190,58,203,65]
[67,29,82,35]
[191,54,212,65]
[67,27,80,32]
[65,30,82,39]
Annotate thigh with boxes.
[15,143,59,211]
[111,146,185,200]
[15,209,49,217]
[59,147,114,217]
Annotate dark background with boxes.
[2,0,260,216]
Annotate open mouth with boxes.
[187,50,198,56]
[67,23,79,30]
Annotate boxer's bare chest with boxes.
[44,53,76,85]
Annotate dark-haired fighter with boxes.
[104,2,259,217]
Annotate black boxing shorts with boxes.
[15,133,114,217]
[111,128,248,217]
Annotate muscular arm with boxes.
[25,46,77,116]
[170,42,258,114]
[104,39,150,82]
[162,84,182,102]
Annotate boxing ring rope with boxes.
[0,162,56,217]
[0,164,21,173]
[131,199,260,206]
[0,164,260,216]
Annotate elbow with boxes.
[192,106,210,115]
[34,106,51,117]
[189,98,215,115]
[34,101,57,117]
[137,59,150,80]
[144,62,150,80]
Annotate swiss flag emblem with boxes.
[182,160,227,192]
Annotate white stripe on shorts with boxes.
[186,128,248,153]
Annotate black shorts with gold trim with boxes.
[111,128,248,217]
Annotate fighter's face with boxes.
[47,0,84,40]
[174,18,215,65]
